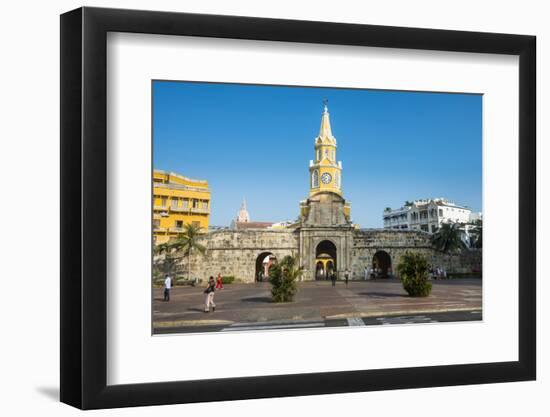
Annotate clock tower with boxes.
[299,101,352,227]
[298,101,353,280]
[309,101,342,197]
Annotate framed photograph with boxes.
[60,6,536,410]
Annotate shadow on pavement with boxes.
[241,296,273,303]
[359,292,407,298]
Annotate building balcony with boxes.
[168,206,210,214]
[190,207,210,214]
[153,205,168,211]
[168,227,185,233]
[153,226,167,232]
[169,206,189,213]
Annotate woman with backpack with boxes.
[204,276,217,313]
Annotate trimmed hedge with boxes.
[269,256,301,302]
[221,276,236,284]
[397,252,432,297]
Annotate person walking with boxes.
[204,276,217,313]
[163,274,172,302]
[330,271,336,287]
[344,269,350,286]
[216,273,223,290]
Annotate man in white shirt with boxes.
[163,274,172,302]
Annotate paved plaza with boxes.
[153,278,482,333]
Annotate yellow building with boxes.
[153,170,210,244]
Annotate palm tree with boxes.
[431,222,467,253]
[154,241,172,256]
[153,241,177,276]
[171,223,207,280]
[469,219,483,249]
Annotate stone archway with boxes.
[255,252,277,282]
[372,250,392,278]
[315,240,337,280]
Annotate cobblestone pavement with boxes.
[153,278,482,334]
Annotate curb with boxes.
[325,307,482,320]
[154,319,234,328]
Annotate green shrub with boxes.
[397,252,432,297]
[221,276,235,284]
[269,256,302,302]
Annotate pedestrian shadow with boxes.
[188,307,206,312]
[241,296,272,303]
[359,292,407,298]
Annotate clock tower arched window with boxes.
[312,169,319,188]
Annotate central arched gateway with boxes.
[372,250,392,278]
[315,240,337,280]
[255,252,276,282]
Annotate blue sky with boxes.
[153,81,482,228]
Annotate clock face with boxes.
[321,172,332,184]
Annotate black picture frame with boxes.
[60,6,536,410]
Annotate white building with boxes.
[383,198,475,233]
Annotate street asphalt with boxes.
[155,309,482,334]
[153,278,482,334]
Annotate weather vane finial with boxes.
[323,98,329,113]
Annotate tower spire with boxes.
[318,99,335,143]
[236,197,250,223]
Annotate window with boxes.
[312,169,319,188]
[175,220,183,228]
[153,219,160,229]
[182,199,188,208]
[192,221,200,228]
[335,171,340,188]
[202,201,208,209]
[171,198,179,209]
[324,149,328,159]
[317,149,320,161]
[161,197,167,207]
[332,149,335,160]
[439,209,443,216]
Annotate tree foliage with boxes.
[269,255,302,302]
[153,242,178,276]
[431,222,467,253]
[171,223,207,280]
[153,223,207,281]
[469,219,483,249]
[397,252,432,297]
